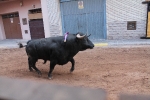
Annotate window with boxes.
[127,21,136,30]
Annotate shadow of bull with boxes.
[0,77,150,100]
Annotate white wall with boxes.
[106,0,147,39]
[46,0,63,37]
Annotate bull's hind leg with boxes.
[70,58,75,73]
[48,61,57,79]
[28,58,33,71]
[28,57,42,76]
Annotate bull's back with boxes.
[26,37,64,59]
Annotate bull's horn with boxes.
[76,34,86,39]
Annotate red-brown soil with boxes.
[0,45,150,100]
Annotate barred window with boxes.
[127,21,136,30]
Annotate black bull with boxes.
[19,33,94,79]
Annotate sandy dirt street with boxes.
[0,45,150,100]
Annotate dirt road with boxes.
[0,45,150,100]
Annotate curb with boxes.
[94,43,108,47]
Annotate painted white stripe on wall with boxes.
[0,16,5,40]
[46,0,62,37]
[41,0,51,38]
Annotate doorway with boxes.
[2,12,22,39]
[28,8,45,39]
[29,19,45,39]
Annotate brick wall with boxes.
[106,0,147,39]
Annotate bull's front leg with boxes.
[48,60,57,79]
[70,58,75,73]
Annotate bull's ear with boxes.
[87,34,91,37]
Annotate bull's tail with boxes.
[18,42,26,48]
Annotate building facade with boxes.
[0,0,148,41]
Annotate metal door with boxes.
[60,0,106,40]
[29,19,45,39]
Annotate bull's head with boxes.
[76,32,94,51]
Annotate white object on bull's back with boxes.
[64,32,69,42]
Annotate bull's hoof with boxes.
[70,68,74,73]
[29,70,33,72]
[48,74,53,80]
[29,68,33,72]
[37,71,42,76]
[38,73,42,77]
[48,77,53,80]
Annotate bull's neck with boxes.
[64,41,80,54]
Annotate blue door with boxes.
[60,0,106,40]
